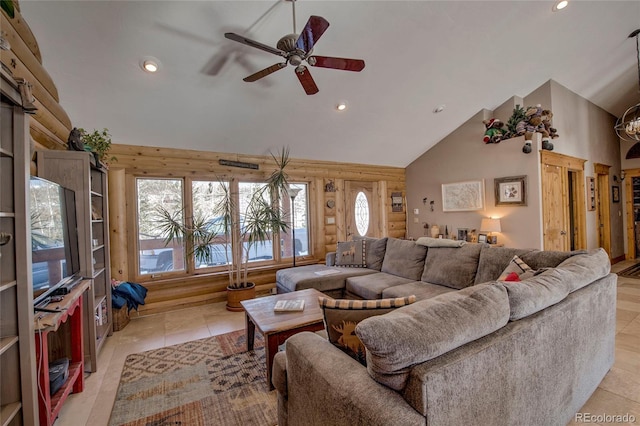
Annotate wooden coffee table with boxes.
[241,288,325,389]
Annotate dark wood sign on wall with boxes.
[391,192,403,212]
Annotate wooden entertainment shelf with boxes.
[34,280,90,426]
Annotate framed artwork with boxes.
[587,177,596,211]
[442,180,485,212]
[612,185,620,203]
[478,234,487,244]
[391,192,403,212]
[457,228,469,242]
[494,175,527,206]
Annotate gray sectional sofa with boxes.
[273,237,617,426]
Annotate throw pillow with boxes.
[498,255,535,282]
[335,240,366,267]
[318,295,416,365]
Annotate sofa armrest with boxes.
[283,332,424,426]
[326,252,336,266]
[272,351,289,426]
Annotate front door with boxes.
[345,181,379,239]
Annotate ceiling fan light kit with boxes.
[224,1,365,95]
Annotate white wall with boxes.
[406,80,623,256]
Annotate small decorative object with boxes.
[509,104,556,153]
[613,185,620,203]
[430,200,435,212]
[494,176,527,206]
[78,127,116,167]
[430,224,440,238]
[587,177,596,211]
[482,118,509,144]
[391,192,403,212]
[326,199,335,208]
[15,78,37,113]
[478,234,488,244]
[469,229,477,243]
[457,228,469,242]
[324,179,336,193]
[67,128,85,152]
[442,180,485,212]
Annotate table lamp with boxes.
[480,218,501,244]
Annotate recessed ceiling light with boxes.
[433,104,446,114]
[552,0,568,12]
[336,102,347,111]
[140,57,160,73]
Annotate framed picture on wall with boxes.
[587,177,596,211]
[494,175,527,206]
[442,180,485,212]
[612,185,620,203]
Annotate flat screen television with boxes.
[30,177,81,307]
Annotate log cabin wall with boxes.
[108,143,406,315]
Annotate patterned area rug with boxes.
[617,263,640,279]
[108,330,276,426]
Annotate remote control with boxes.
[51,296,64,302]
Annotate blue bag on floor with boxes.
[111,282,148,313]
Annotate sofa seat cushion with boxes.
[318,295,416,365]
[276,265,376,293]
[380,238,427,281]
[354,236,388,271]
[381,281,456,300]
[421,243,482,289]
[346,273,415,300]
[355,283,510,391]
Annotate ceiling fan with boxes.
[224,0,365,95]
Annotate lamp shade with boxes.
[480,218,501,233]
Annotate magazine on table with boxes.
[274,299,305,312]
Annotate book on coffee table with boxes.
[274,299,305,312]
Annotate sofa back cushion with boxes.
[381,238,427,281]
[474,246,580,285]
[355,283,510,391]
[335,240,367,267]
[421,243,482,289]
[354,236,388,271]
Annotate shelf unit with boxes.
[0,69,38,425]
[36,150,112,373]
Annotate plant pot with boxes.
[226,282,256,312]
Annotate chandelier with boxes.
[616,29,640,143]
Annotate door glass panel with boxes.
[354,191,370,236]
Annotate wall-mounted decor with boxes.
[442,180,485,212]
[587,177,596,211]
[494,175,527,206]
[324,180,336,193]
[612,185,620,203]
[391,192,403,212]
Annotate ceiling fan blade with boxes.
[308,56,365,72]
[225,32,285,57]
[295,66,319,95]
[295,15,330,53]
[243,63,287,82]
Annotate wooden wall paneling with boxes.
[334,179,346,243]
[0,7,43,63]
[378,180,388,237]
[108,169,127,279]
[29,118,66,149]
[312,178,325,259]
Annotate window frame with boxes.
[130,174,312,282]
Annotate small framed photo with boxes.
[612,185,620,203]
[494,176,527,206]
[587,177,596,211]
[478,234,488,244]
[457,228,469,242]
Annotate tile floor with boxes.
[54,261,640,426]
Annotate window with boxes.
[354,191,370,236]
[135,177,310,278]
[136,178,184,275]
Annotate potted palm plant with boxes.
[156,147,292,311]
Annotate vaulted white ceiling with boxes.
[20,1,640,167]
